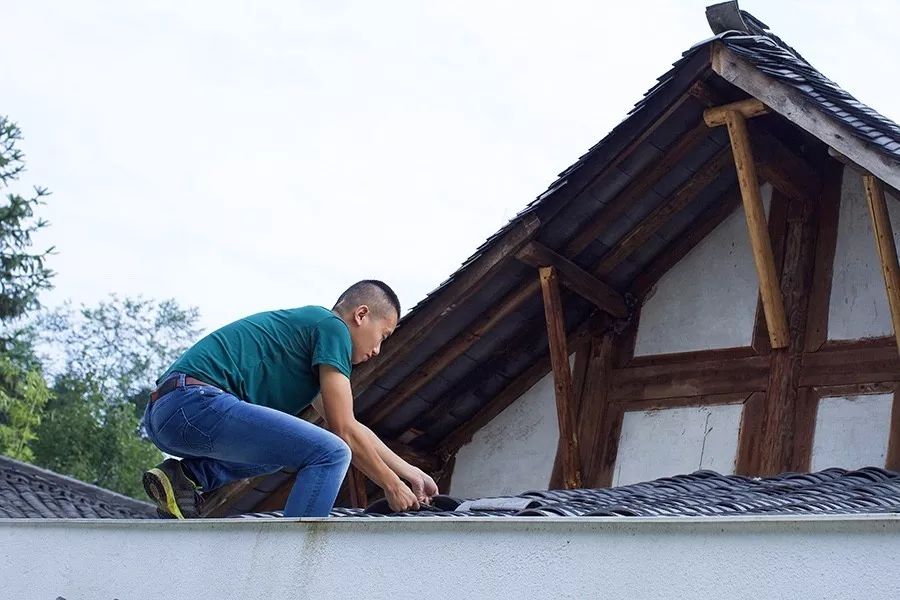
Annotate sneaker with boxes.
[143,458,203,519]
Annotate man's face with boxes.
[348,305,398,365]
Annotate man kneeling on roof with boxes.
[141,280,437,518]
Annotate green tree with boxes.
[0,116,54,325]
[0,116,53,460]
[31,375,161,497]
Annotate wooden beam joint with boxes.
[705,98,770,127]
[517,241,628,318]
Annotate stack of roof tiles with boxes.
[0,455,155,519]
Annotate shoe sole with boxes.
[143,468,185,519]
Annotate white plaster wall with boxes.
[828,170,900,340]
[810,393,894,471]
[5,517,900,600]
[613,403,744,486]
[450,359,574,498]
[634,185,772,356]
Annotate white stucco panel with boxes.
[450,357,574,498]
[810,393,894,471]
[634,185,772,356]
[828,170,900,340]
[612,403,744,487]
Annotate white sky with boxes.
[4,0,899,333]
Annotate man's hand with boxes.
[404,466,439,503]
[385,480,420,513]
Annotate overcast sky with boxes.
[4,0,899,334]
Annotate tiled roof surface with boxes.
[0,455,156,519]
[237,468,900,519]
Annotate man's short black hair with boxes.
[333,280,401,320]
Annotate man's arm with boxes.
[312,394,438,502]
[317,365,420,512]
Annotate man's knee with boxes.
[317,434,351,468]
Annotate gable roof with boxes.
[210,1,900,515]
[238,467,900,519]
[0,455,155,519]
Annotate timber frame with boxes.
[201,4,900,515]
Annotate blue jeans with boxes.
[143,373,351,517]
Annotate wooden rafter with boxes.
[593,147,734,276]
[754,132,822,204]
[517,241,627,317]
[538,267,582,489]
[864,175,900,357]
[351,215,541,393]
[564,122,713,256]
[630,187,743,298]
[724,109,790,349]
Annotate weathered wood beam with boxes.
[863,175,900,358]
[517,241,627,317]
[347,467,369,508]
[704,98,769,127]
[574,331,614,487]
[800,341,900,387]
[734,391,766,475]
[724,109,790,349]
[630,187,743,298]
[437,321,594,455]
[593,148,734,276]
[610,354,770,402]
[828,148,900,200]
[201,477,260,517]
[351,215,540,394]
[711,43,900,190]
[538,267,582,489]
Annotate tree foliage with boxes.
[0,117,54,325]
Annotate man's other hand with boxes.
[406,467,439,504]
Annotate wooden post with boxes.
[724,110,790,349]
[863,175,900,357]
[538,266,582,489]
[347,467,368,509]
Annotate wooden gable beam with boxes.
[517,241,628,317]
[711,43,900,190]
[365,117,712,427]
[724,109,791,349]
[754,132,822,204]
[537,267,582,489]
[863,175,900,358]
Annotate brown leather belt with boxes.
[149,375,212,403]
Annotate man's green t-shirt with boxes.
[161,306,352,415]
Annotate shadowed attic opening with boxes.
[189,0,900,517]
